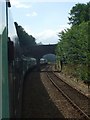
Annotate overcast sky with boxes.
[7,0,90,44]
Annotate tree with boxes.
[68,2,90,26]
[56,21,89,80]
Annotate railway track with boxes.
[45,65,90,119]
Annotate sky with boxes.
[8,0,90,44]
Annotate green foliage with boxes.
[68,2,90,26]
[56,21,89,81]
[56,2,90,82]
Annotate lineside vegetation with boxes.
[56,2,90,83]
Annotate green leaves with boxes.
[56,2,90,81]
[68,2,90,26]
[57,22,89,64]
[56,21,89,80]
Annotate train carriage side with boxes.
[0,1,24,119]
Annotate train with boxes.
[0,1,49,119]
[0,1,36,119]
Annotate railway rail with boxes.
[45,65,90,119]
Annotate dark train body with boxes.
[0,1,37,119]
[8,45,48,118]
[0,1,48,119]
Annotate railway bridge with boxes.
[24,44,57,70]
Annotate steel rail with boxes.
[53,71,89,99]
[46,72,90,120]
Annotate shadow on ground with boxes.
[22,71,64,118]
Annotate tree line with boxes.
[56,2,90,82]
